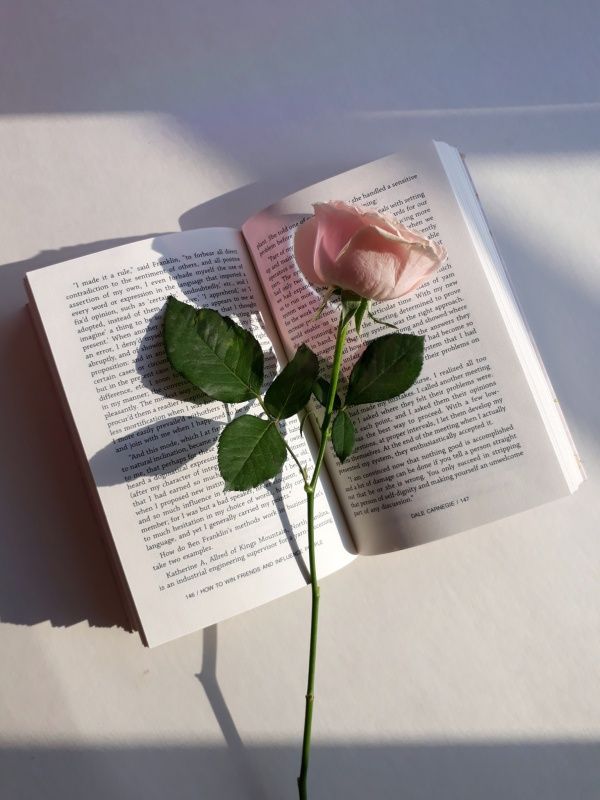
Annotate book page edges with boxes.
[24,279,148,644]
[434,141,585,492]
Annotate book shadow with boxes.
[0,235,166,635]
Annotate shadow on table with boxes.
[0,737,597,799]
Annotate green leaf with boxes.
[340,289,363,326]
[345,332,424,406]
[164,296,263,403]
[354,298,370,335]
[264,344,319,419]
[217,415,287,490]
[331,410,356,463]
[312,377,341,410]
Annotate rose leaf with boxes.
[163,296,263,403]
[345,332,424,406]
[331,410,356,463]
[264,344,319,419]
[217,415,287,491]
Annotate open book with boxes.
[25,142,585,647]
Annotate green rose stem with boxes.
[298,311,350,800]
[163,294,426,800]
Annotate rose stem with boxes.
[298,311,349,800]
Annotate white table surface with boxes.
[1,2,599,798]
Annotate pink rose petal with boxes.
[330,225,442,300]
[293,199,447,300]
[293,215,323,285]
[313,203,366,277]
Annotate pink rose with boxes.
[294,200,446,301]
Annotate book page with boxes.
[26,228,355,646]
[242,144,575,554]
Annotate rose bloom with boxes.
[294,201,446,301]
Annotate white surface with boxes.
[1,2,599,798]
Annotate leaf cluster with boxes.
[163,296,424,489]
